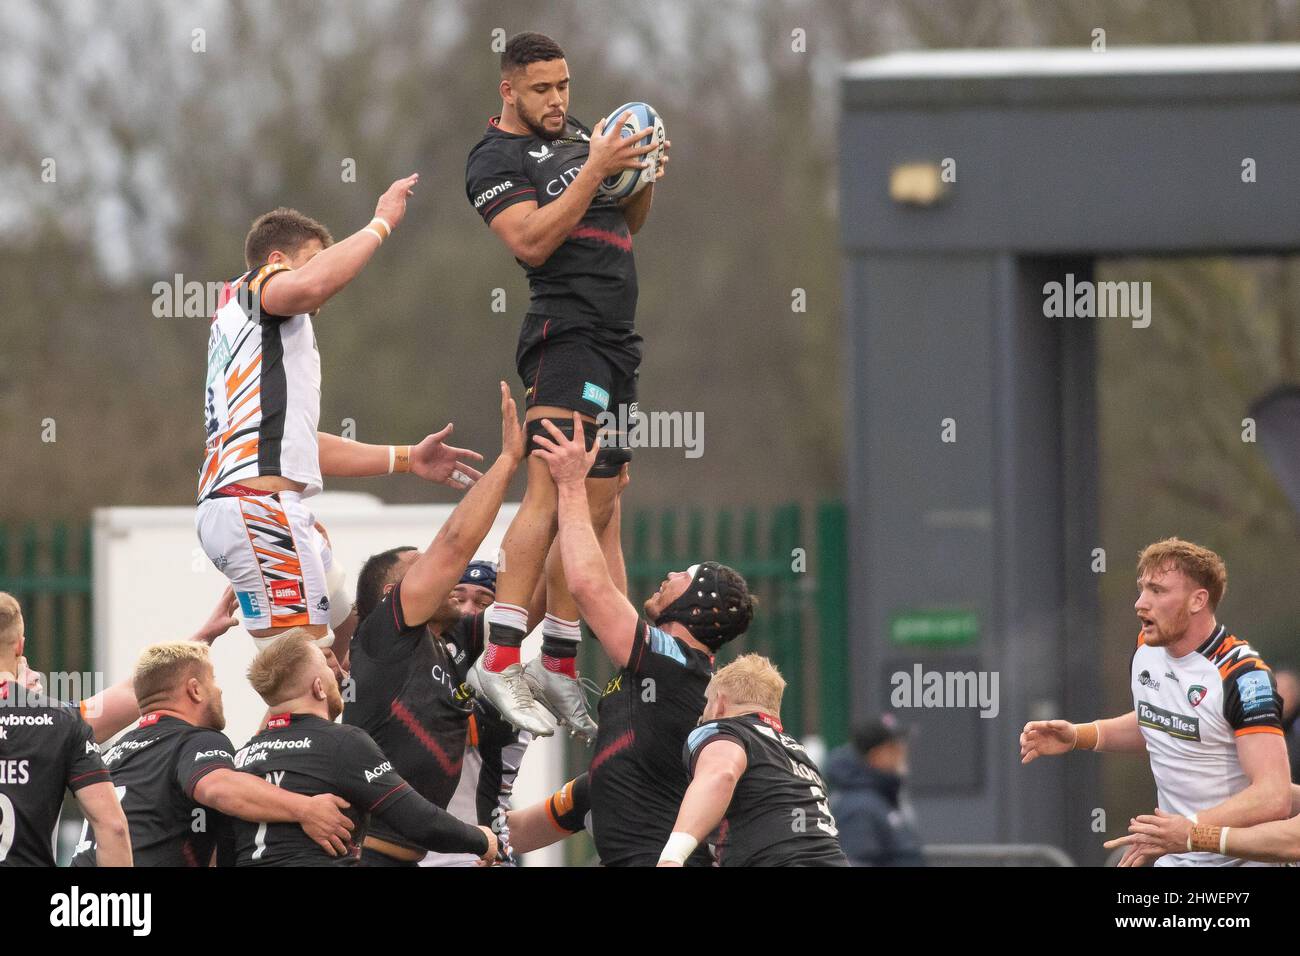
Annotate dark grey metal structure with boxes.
[839,46,1300,864]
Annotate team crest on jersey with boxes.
[1187,684,1208,707]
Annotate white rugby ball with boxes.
[596,101,665,201]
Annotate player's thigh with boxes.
[198,493,330,630]
[588,353,637,484]
[517,330,617,422]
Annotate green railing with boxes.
[578,500,849,745]
[0,523,95,676]
[4,504,851,744]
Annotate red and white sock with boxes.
[482,602,528,672]
[541,614,581,676]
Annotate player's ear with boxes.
[313,676,326,702]
[499,77,513,103]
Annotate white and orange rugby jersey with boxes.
[1131,623,1284,866]
[198,263,322,502]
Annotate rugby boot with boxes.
[523,656,599,744]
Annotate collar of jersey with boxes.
[1193,623,1227,658]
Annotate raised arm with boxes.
[81,587,242,742]
[399,383,525,626]
[80,681,139,744]
[259,175,418,316]
[601,467,630,598]
[532,415,640,668]
[488,115,657,267]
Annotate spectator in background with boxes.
[1272,664,1300,783]
[825,714,924,867]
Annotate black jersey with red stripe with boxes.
[466,115,638,331]
[0,682,111,867]
[588,620,714,867]
[70,712,236,867]
[230,713,416,866]
[684,712,848,867]
[342,583,482,851]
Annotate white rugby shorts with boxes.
[196,489,334,632]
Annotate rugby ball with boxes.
[596,101,666,201]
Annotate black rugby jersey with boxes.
[466,115,638,330]
[684,712,848,867]
[0,681,111,867]
[589,620,713,867]
[230,712,486,866]
[342,583,483,850]
[70,712,235,867]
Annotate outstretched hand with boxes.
[409,425,485,491]
[498,382,525,462]
[192,586,240,645]
[531,413,599,485]
[375,174,419,231]
[1019,720,1076,764]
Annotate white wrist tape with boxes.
[1219,827,1230,856]
[363,227,384,244]
[387,444,396,474]
[659,831,698,865]
[372,216,392,235]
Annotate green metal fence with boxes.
[0,523,95,676]
[3,504,851,745]
[579,499,850,745]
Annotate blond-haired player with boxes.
[1020,537,1290,866]
[227,636,495,866]
[659,654,847,867]
[70,641,353,866]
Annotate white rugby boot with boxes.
[523,656,599,744]
[467,657,557,737]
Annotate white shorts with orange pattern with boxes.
[195,490,335,632]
